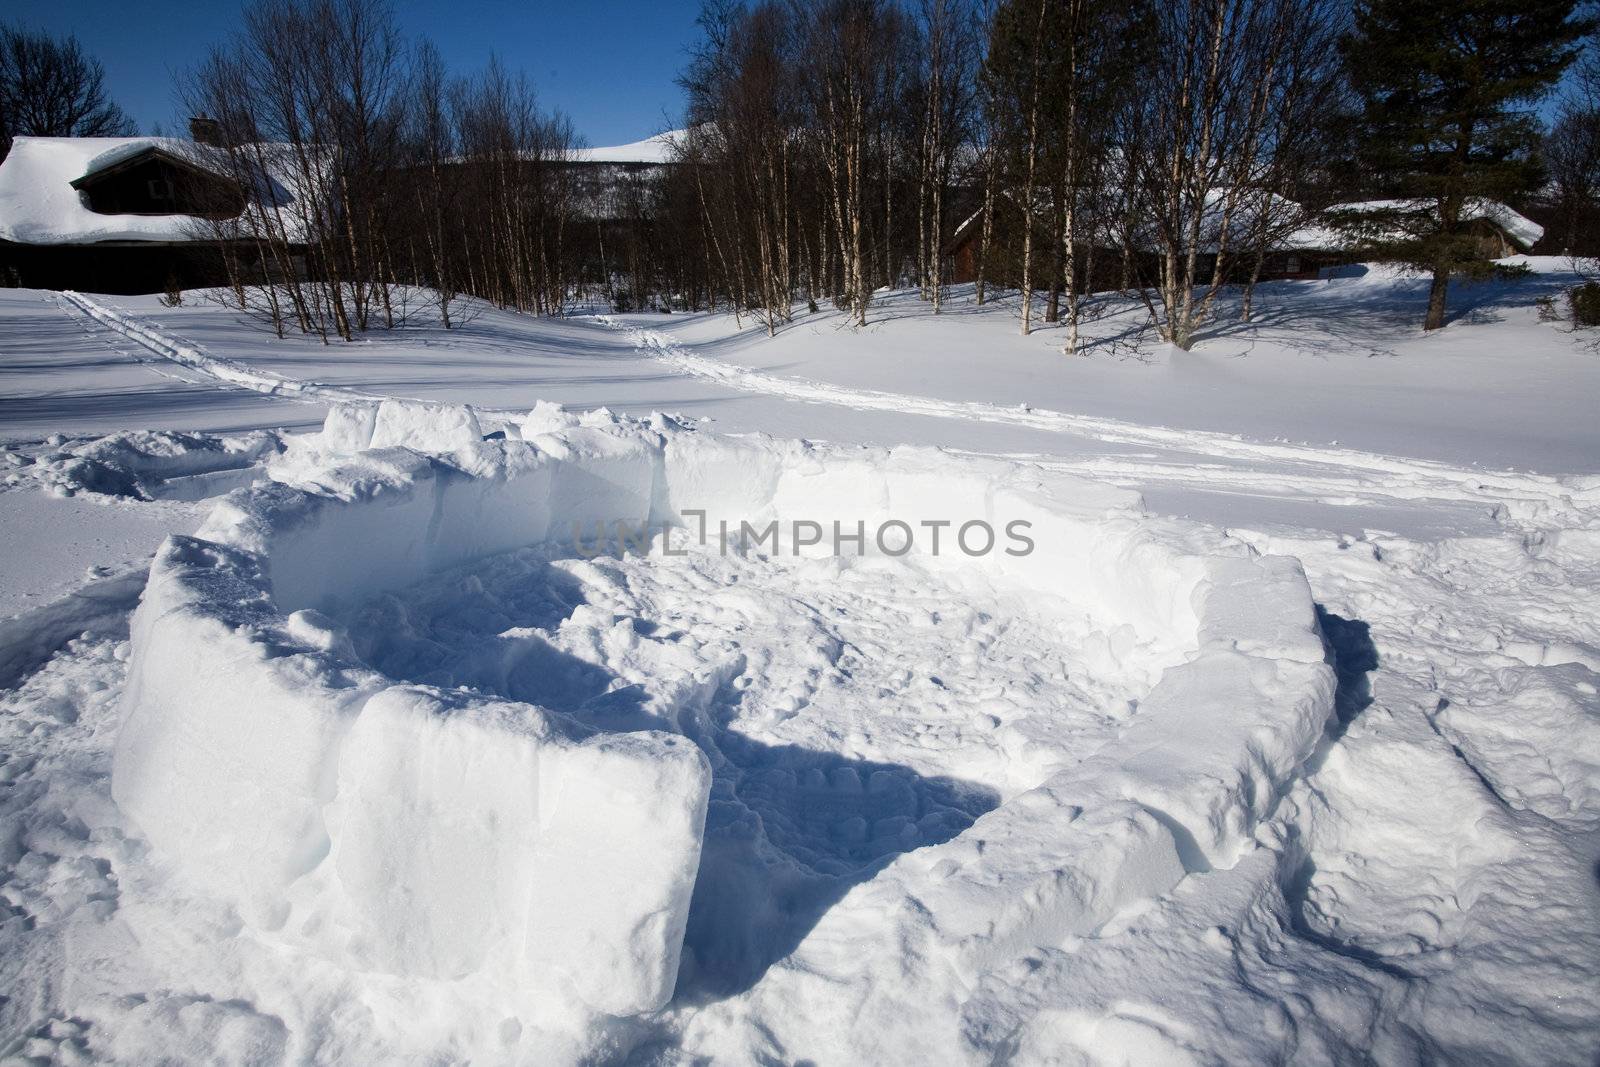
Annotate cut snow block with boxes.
[917,789,1186,975]
[661,431,793,528]
[423,451,556,571]
[1077,651,1336,868]
[112,536,378,925]
[531,426,661,547]
[211,447,561,616]
[526,728,713,1015]
[369,399,483,455]
[881,446,1009,534]
[333,686,711,1015]
[1194,553,1328,664]
[321,403,378,454]
[520,399,578,437]
[769,448,892,554]
[237,475,443,616]
[987,485,1207,648]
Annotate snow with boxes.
[0,288,316,440]
[112,426,718,1016]
[17,266,1588,537]
[88,396,1328,1046]
[60,290,377,405]
[368,398,484,455]
[1310,198,1547,251]
[1,260,1598,1063]
[621,261,1597,477]
[28,427,281,500]
[0,137,314,246]
[0,556,145,687]
[331,686,709,1015]
[570,131,680,165]
[0,137,205,245]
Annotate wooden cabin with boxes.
[0,121,304,295]
[940,195,1544,292]
[68,144,247,220]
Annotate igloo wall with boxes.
[111,400,1335,1017]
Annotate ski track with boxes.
[597,317,1600,523]
[58,291,384,407]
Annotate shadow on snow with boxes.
[339,549,999,1004]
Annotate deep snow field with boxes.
[0,263,1598,1065]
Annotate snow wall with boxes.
[111,399,1335,1017]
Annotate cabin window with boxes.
[1285,255,1301,274]
[147,179,174,201]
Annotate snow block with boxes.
[1074,652,1336,868]
[320,403,378,454]
[205,467,444,615]
[1194,554,1328,664]
[988,482,1213,652]
[112,535,380,925]
[204,446,557,615]
[114,528,712,1014]
[880,446,1012,534]
[369,399,484,455]
[331,687,710,1013]
[520,399,578,437]
[660,431,795,525]
[770,448,892,542]
[523,726,712,1014]
[531,425,661,547]
[424,455,556,570]
[918,792,1187,974]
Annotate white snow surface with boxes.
[1,263,1598,1064]
[569,131,680,165]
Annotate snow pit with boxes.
[110,399,1336,1027]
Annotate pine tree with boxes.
[1338,0,1590,330]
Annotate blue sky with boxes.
[5,0,702,147]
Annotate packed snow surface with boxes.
[1,263,1597,1064]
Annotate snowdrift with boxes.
[110,398,1335,1021]
[28,427,282,501]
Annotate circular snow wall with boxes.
[111,400,1335,1020]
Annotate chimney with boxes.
[189,116,224,148]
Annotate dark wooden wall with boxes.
[0,241,235,295]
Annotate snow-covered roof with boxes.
[0,136,315,246]
[1291,199,1545,252]
[569,131,679,165]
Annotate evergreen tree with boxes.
[1338,0,1590,330]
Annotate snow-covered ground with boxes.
[0,263,1597,1065]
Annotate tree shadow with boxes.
[338,548,1000,1003]
[1188,269,1575,350]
